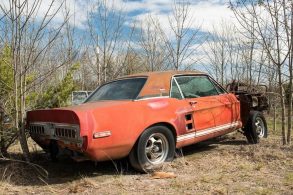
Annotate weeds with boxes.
[284,172,293,185]
[0,119,292,194]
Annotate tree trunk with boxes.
[287,2,293,144]
[288,78,292,144]
[273,105,276,132]
[19,123,30,161]
[278,65,287,145]
[0,110,3,156]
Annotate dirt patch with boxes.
[1,133,292,195]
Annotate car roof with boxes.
[119,70,207,99]
[120,70,206,78]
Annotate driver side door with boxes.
[172,75,234,137]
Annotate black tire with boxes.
[244,111,268,144]
[129,125,175,173]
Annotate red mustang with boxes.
[27,71,268,172]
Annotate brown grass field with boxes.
[1,117,293,195]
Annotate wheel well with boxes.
[148,122,177,143]
[129,122,178,157]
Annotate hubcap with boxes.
[255,117,265,138]
[144,133,169,164]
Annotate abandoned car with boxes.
[27,71,268,172]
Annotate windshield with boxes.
[85,77,147,102]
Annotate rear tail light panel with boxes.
[28,122,83,146]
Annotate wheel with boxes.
[129,125,175,173]
[244,111,268,144]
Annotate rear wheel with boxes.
[244,111,268,144]
[129,125,175,173]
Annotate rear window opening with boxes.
[85,77,147,102]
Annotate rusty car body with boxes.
[27,71,268,172]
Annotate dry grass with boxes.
[1,124,293,194]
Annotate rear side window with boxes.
[175,76,219,98]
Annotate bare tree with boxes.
[231,0,292,144]
[283,0,293,144]
[87,0,135,84]
[0,0,71,159]
[204,22,236,85]
[137,16,168,71]
[154,0,204,70]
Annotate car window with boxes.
[170,78,183,99]
[214,84,226,94]
[175,76,219,98]
[85,78,147,102]
[72,91,89,105]
[210,79,226,94]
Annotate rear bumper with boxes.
[30,135,130,162]
[28,121,132,162]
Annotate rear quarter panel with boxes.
[84,98,191,160]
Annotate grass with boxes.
[284,172,293,185]
[266,115,283,136]
[0,117,292,194]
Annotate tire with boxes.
[244,111,268,144]
[129,125,175,173]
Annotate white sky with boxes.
[0,0,237,34]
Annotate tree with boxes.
[155,0,204,70]
[0,0,71,159]
[87,0,135,84]
[0,45,17,155]
[231,0,292,144]
[204,22,237,85]
[137,16,168,71]
[34,63,80,109]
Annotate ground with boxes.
[1,121,293,195]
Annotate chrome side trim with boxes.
[173,77,184,99]
[177,121,239,142]
[134,96,169,101]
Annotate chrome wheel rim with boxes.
[144,133,169,164]
[255,117,265,138]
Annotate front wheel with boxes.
[129,125,175,173]
[244,111,268,144]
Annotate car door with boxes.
[211,79,240,127]
[171,75,235,136]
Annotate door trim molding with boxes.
[177,121,240,142]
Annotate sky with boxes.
[69,0,236,33]
[0,0,237,45]
[1,0,289,83]
[0,0,239,72]
[68,0,237,67]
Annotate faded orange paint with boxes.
[27,71,241,162]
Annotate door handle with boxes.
[189,101,197,106]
